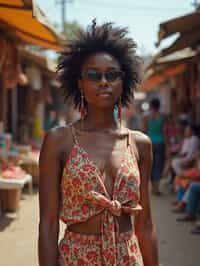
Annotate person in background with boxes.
[165,120,188,188]
[141,98,165,195]
[171,124,199,177]
[172,150,200,212]
[128,113,140,130]
[164,115,179,154]
[176,182,200,222]
[162,115,179,179]
[44,109,57,132]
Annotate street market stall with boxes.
[0,0,63,217]
[0,175,32,214]
[142,8,200,123]
[0,133,38,214]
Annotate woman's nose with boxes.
[99,74,108,86]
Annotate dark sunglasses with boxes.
[81,69,124,82]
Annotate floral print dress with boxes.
[59,127,144,266]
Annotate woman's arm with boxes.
[133,131,159,266]
[38,130,63,266]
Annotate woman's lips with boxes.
[97,91,112,99]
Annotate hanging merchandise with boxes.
[2,41,17,89]
[1,39,27,89]
[25,65,42,91]
[0,37,7,72]
[17,63,29,86]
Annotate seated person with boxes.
[171,124,199,176]
[176,182,200,222]
[173,151,200,211]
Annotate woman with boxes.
[39,21,159,266]
[141,98,165,195]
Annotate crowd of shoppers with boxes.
[129,97,200,235]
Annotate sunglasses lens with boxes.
[82,69,123,82]
[85,70,101,81]
[105,71,123,82]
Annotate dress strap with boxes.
[71,126,79,145]
[128,129,139,162]
[127,129,131,147]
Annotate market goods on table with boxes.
[0,163,27,179]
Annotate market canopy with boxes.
[143,10,200,92]
[160,28,200,57]
[147,48,197,71]
[20,48,57,76]
[142,63,186,91]
[0,0,65,50]
[156,48,197,65]
[156,11,200,46]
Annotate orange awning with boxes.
[142,63,186,91]
[0,0,65,50]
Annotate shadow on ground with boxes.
[0,214,15,231]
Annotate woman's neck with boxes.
[83,106,118,131]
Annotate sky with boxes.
[37,0,196,56]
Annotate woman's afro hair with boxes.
[57,19,142,109]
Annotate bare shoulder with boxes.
[40,125,74,159]
[129,129,152,161]
[130,130,152,146]
[44,125,71,145]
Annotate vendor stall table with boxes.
[19,151,39,185]
[0,175,32,216]
[20,162,39,185]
